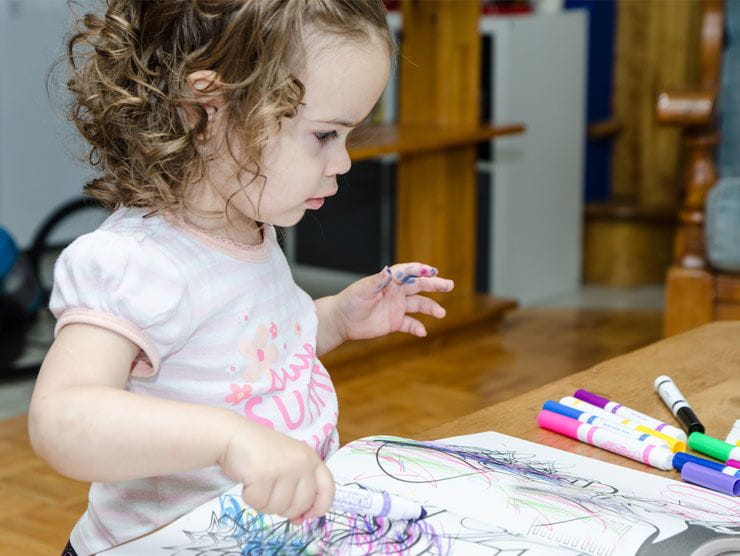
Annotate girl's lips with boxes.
[306,197,324,209]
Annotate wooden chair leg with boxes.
[664,265,714,336]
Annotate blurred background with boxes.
[1,0,738,416]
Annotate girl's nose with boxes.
[326,146,352,177]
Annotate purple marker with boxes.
[680,462,740,497]
[574,389,687,443]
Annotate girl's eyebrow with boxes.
[315,112,372,128]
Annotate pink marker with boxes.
[728,459,740,469]
[537,410,675,470]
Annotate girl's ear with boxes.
[184,70,227,135]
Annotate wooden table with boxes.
[420,320,740,477]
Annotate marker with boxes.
[332,484,427,521]
[574,389,687,443]
[680,462,740,497]
[724,419,740,445]
[542,401,671,449]
[537,410,675,470]
[653,375,705,435]
[672,452,740,477]
[688,432,740,464]
[559,396,686,452]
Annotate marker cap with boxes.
[680,462,740,497]
[672,452,725,473]
[537,410,580,439]
[688,432,736,462]
[542,400,583,421]
[727,459,740,469]
[676,407,705,435]
[573,389,608,408]
[637,427,685,453]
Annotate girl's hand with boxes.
[332,262,454,341]
[219,424,334,523]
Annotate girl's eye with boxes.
[314,130,338,144]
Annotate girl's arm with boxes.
[315,296,346,356]
[29,323,333,520]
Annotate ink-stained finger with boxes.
[387,262,439,286]
[303,464,335,519]
[398,315,427,337]
[405,294,446,318]
[371,265,393,295]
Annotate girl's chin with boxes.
[268,209,307,228]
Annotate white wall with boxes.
[0,0,103,247]
[482,12,587,305]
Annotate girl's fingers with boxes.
[242,478,275,514]
[405,294,446,319]
[371,265,394,295]
[401,276,455,295]
[388,262,438,286]
[285,474,315,521]
[303,464,335,519]
[264,475,298,517]
[398,315,427,337]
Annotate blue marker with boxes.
[672,452,740,477]
[542,400,670,449]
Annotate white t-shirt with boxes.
[49,207,339,555]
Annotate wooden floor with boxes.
[0,306,662,555]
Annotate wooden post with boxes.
[396,1,481,303]
[661,0,723,336]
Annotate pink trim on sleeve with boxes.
[54,309,161,376]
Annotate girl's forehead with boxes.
[300,36,390,123]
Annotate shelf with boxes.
[348,122,525,161]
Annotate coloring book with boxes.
[103,431,740,555]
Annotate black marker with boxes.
[654,375,705,435]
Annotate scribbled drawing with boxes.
[158,492,580,556]
[331,436,740,556]
[104,433,739,556]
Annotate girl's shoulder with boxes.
[59,207,190,283]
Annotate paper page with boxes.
[103,483,576,555]
[326,432,740,556]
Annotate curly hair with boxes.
[62,0,393,214]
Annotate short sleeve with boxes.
[49,230,192,376]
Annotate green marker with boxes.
[688,432,740,462]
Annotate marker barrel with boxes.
[680,462,740,497]
[559,396,686,453]
[332,485,425,520]
[688,432,740,463]
[542,401,670,449]
[573,389,687,443]
[537,410,675,471]
[653,375,705,435]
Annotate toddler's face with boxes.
[208,31,390,232]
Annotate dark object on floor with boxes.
[0,197,106,373]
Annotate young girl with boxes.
[28,1,454,554]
